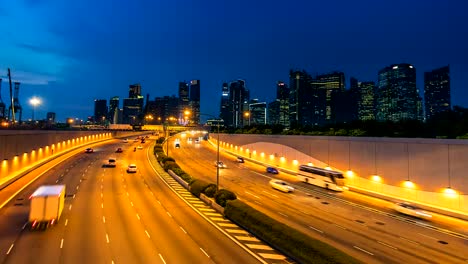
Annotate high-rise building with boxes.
[123,84,144,124]
[356,81,376,121]
[311,72,346,124]
[376,63,419,122]
[249,100,267,125]
[94,99,107,124]
[46,112,56,124]
[189,80,201,124]
[129,84,141,98]
[220,80,249,127]
[424,65,451,121]
[219,82,230,123]
[108,96,119,124]
[178,81,189,122]
[276,81,290,127]
[268,100,280,125]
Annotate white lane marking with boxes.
[6,244,14,255]
[399,236,420,245]
[245,191,260,199]
[145,230,151,238]
[101,193,103,198]
[65,219,68,226]
[73,194,76,199]
[76,186,79,190]
[101,203,104,209]
[377,241,398,250]
[136,214,140,220]
[22,222,28,230]
[60,239,64,249]
[167,212,172,218]
[106,234,110,243]
[334,224,347,230]
[69,205,72,210]
[262,191,278,198]
[157,200,161,205]
[126,192,129,196]
[200,247,210,258]
[159,254,166,264]
[354,246,374,255]
[180,226,187,234]
[309,225,324,233]
[130,202,134,207]
[80,179,82,183]
[103,216,106,223]
[418,233,437,240]
[254,201,262,205]
[278,212,288,218]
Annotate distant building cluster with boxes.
[93,80,201,126]
[90,63,450,128]
[220,64,451,128]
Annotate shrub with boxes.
[204,184,217,198]
[156,137,165,144]
[172,167,185,175]
[162,157,175,163]
[189,179,211,197]
[163,161,178,172]
[214,189,237,207]
[178,172,192,184]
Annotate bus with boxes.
[297,165,347,191]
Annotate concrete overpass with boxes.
[210,134,468,217]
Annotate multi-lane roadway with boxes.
[168,132,468,264]
[0,136,268,264]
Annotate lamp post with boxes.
[29,97,41,122]
[244,111,250,126]
[200,113,222,191]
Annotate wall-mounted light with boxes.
[444,187,457,197]
[292,160,298,165]
[325,166,331,170]
[371,175,381,182]
[280,156,285,162]
[269,154,274,160]
[260,152,265,157]
[346,170,354,177]
[403,180,414,188]
[307,162,313,166]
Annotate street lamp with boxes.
[244,111,250,126]
[165,116,176,156]
[201,114,222,191]
[29,97,41,122]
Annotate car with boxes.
[393,202,432,219]
[141,139,146,143]
[123,139,128,143]
[133,138,139,142]
[127,164,137,173]
[266,167,279,174]
[269,179,294,193]
[85,148,94,153]
[188,138,192,142]
[195,138,200,144]
[175,143,180,148]
[107,158,116,167]
[137,145,143,150]
[214,161,227,168]
[236,157,244,163]
[115,148,123,153]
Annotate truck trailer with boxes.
[29,185,66,230]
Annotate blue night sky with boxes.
[0,0,467,122]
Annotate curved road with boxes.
[168,133,468,264]
[0,136,264,264]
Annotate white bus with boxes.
[297,165,347,191]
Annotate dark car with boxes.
[266,167,279,174]
[85,148,94,153]
[236,157,244,163]
[115,148,123,153]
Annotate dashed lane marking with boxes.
[258,253,287,260]
[247,244,273,250]
[226,229,249,234]
[235,236,260,242]
[218,223,238,228]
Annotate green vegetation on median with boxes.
[224,199,361,264]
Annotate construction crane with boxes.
[0,78,6,119]
[7,69,22,123]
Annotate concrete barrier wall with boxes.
[212,134,468,215]
[0,130,147,186]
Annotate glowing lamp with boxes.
[403,180,415,188]
[346,170,354,177]
[372,175,381,182]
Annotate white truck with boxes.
[29,185,66,230]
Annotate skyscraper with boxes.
[178,81,189,122]
[220,80,249,127]
[424,66,450,121]
[189,80,201,124]
[220,82,230,123]
[276,81,290,127]
[357,81,376,121]
[376,63,419,122]
[123,84,144,124]
[311,72,346,124]
[249,100,267,125]
[108,96,119,124]
[94,99,107,124]
[46,112,56,124]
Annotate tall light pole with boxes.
[200,113,222,191]
[244,111,250,126]
[29,97,41,122]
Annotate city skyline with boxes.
[0,0,467,122]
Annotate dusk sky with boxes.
[0,0,467,122]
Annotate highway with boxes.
[0,136,265,264]
[168,132,468,264]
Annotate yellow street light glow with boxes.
[403,180,415,188]
[269,154,274,160]
[372,175,381,182]
[292,159,298,165]
[246,148,249,153]
[325,166,331,170]
[346,170,354,177]
[252,150,256,155]
[443,187,458,197]
[260,152,265,157]
[280,156,285,162]
[307,162,314,166]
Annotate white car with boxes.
[123,139,128,143]
[127,164,137,173]
[195,138,200,144]
[269,179,294,193]
[214,161,227,168]
[393,202,432,219]
[136,145,143,150]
